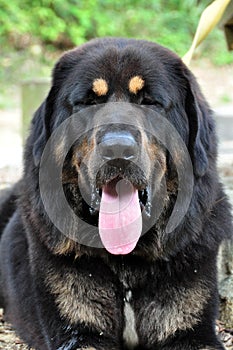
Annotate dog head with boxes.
[28,38,216,257]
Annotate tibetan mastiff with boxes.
[0,38,232,350]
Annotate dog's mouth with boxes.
[88,173,151,255]
[90,176,149,213]
[64,158,154,255]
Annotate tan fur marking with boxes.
[55,138,66,165]
[128,76,145,94]
[139,283,210,342]
[62,169,79,185]
[167,177,178,194]
[92,78,108,96]
[72,138,95,170]
[148,143,167,172]
[140,132,166,180]
[47,273,102,328]
[54,238,77,256]
[46,270,115,332]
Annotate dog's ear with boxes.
[32,88,55,167]
[32,51,78,167]
[184,68,215,177]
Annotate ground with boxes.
[1,308,233,349]
[0,310,30,350]
[0,60,233,349]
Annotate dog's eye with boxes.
[141,93,163,108]
[72,97,98,111]
[84,91,107,106]
[141,96,154,105]
[83,95,98,106]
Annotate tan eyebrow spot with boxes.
[92,78,108,96]
[129,76,145,94]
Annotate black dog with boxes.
[0,38,232,350]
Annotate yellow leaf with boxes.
[183,0,231,66]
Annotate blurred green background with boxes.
[0,0,233,109]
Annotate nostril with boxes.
[101,148,115,160]
[123,147,137,160]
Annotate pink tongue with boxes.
[99,179,142,255]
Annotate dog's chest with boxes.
[113,262,148,349]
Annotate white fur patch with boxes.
[123,290,139,349]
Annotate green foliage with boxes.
[0,0,232,109]
[0,0,232,63]
[0,0,212,55]
[200,28,233,66]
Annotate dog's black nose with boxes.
[99,131,138,160]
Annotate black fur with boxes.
[0,38,232,350]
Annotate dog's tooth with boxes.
[139,201,144,211]
[89,207,98,216]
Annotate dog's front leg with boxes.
[31,253,123,350]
